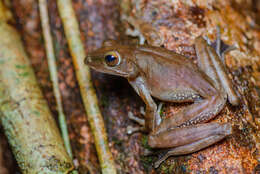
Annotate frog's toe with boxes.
[143,148,153,156]
[202,35,211,45]
[140,106,145,115]
[211,39,236,58]
[202,27,236,62]
[211,27,237,58]
[128,111,145,126]
[153,150,171,168]
[142,148,169,168]
[126,125,142,134]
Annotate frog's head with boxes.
[85,40,138,78]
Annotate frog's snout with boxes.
[84,56,92,65]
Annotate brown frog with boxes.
[84,30,239,167]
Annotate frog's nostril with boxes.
[85,56,92,64]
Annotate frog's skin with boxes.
[85,31,239,167]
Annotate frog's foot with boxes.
[125,28,146,45]
[128,111,145,126]
[143,148,168,157]
[127,103,164,134]
[207,27,236,63]
[127,125,146,134]
[128,102,163,126]
[127,111,145,134]
[154,134,230,168]
[140,106,145,115]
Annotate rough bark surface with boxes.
[2,0,258,173]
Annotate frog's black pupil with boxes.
[105,55,116,62]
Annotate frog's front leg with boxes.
[128,76,161,132]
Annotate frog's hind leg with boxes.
[153,123,231,168]
[150,90,227,136]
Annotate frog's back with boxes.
[135,46,217,101]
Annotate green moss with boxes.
[112,136,123,146]
[15,64,27,69]
[140,155,154,171]
[18,72,29,77]
[157,156,190,174]
[168,164,174,173]
[100,95,109,108]
[0,59,5,64]
[180,164,187,173]
[159,104,164,116]
[33,110,41,117]
[141,135,151,150]
[161,164,170,173]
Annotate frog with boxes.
[84,29,239,167]
[122,14,164,46]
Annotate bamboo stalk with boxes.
[38,0,73,159]
[56,0,117,173]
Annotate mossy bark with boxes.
[0,22,73,173]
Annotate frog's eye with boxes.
[104,51,121,67]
